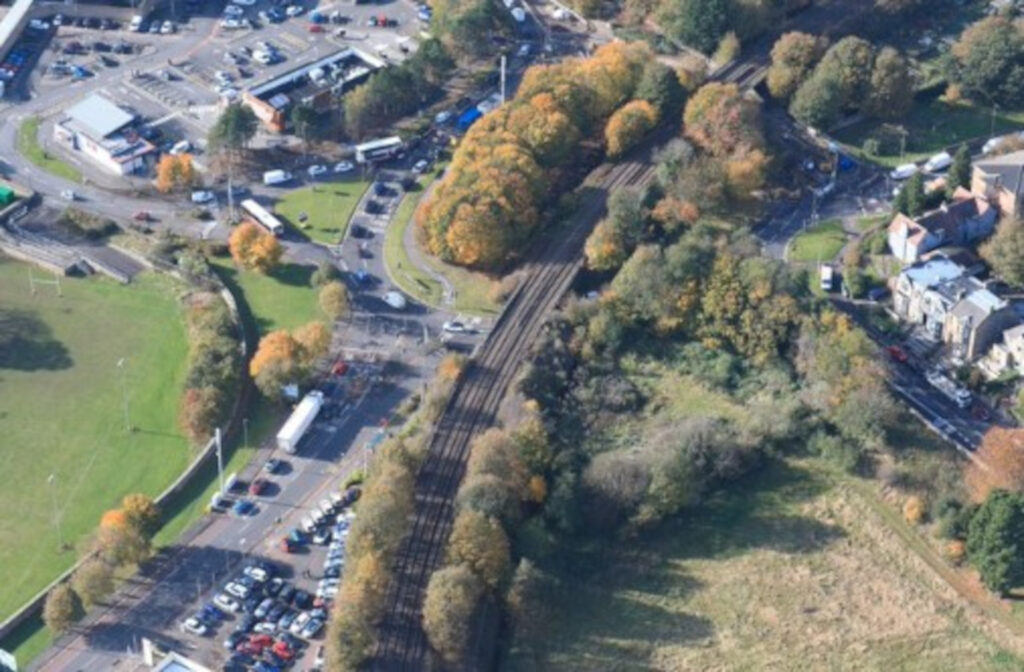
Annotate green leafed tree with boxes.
[658,0,730,55]
[43,584,81,634]
[789,69,843,129]
[208,103,258,154]
[635,60,687,118]
[967,489,1024,595]
[766,31,827,101]
[950,17,1024,108]
[319,280,351,321]
[72,559,115,608]
[949,143,972,192]
[815,36,875,111]
[422,565,485,664]
[982,218,1024,287]
[864,47,913,120]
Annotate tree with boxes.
[43,584,80,634]
[179,386,220,444]
[605,100,659,158]
[208,103,258,155]
[122,493,160,539]
[457,473,521,526]
[815,37,875,111]
[422,565,485,663]
[949,143,972,192]
[72,559,114,607]
[228,222,282,274]
[659,0,730,54]
[446,510,511,588]
[789,69,843,128]
[864,47,912,120]
[311,260,342,287]
[155,154,196,193]
[684,83,764,157]
[96,512,151,566]
[903,172,926,217]
[713,31,741,64]
[294,321,331,364]
[320,281,351,321]
[982,218,1024,287]
[767,31,827,101]
[635,60,686,118]
[967,489,1024,595]
[966,428,1024,502]
[950,17,1024,107]
[249,330,302,399]
[291,105,318,155]
[505,559,557,657]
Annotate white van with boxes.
[263,169,293,186]
[889,163,918,180]
[924,151,952,173]
[169,140,192,156]
[384,291,407,310]
[130,15,145,32]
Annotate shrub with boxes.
[422,565,485,664]
[903,495,926,525]
[43,584,81,634]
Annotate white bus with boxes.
[240,198,285,237]
[355,136,403,163]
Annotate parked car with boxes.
[923,151,952,173]
[244,564,271,583]
[300,618,324,638]
[286,5,304,16]
[442,321,467,333]
[253,621,277,635]
[890,163,918,180]
[313,527,331,544]
[215,593,241,613]
[249,478,270,496]
[885,345,908,363]
[191,190,215,204]
[334,160,354,173]
[233,499,256,516]
[160,20,176,34]
[263,458,283,473]
[225,581,251,599]
[307,164,328,178]
[181,617,208,636]
[223,631,247,651]
[412,159,429,173]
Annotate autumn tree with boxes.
[684,83,764,157]
[635,60,686,118]
[43,584,80,634]
[72,558,115,607]
[311,260,342,288]
[179,386,220,444]
[447,510,511,588]
[155,154,196,193]
[767,31,827,101]
[584,187,646,270]
[505,559,557,659]
[725,146,769,198]
[981,218,1024,287]
[949,17,1024,107]
[122,494,160,539]
[228,222,282,274]
[422,565,485,663]
[967,489,1024,594]
[319,281,351,321]
[96,508,151,566]
[815,37,875,111]
[864,47,912,120]
[605,100,659,158]
[966,428,1024,502]
[249,330,302,399]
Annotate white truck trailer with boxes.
[925,369,972,409]
[276,390,325,453]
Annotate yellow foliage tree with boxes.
[447,511,511,588]
[965,427,1024,503]
[605,100,659,158]
[903,495,925,525]
[155,154,196,193]
[293,321,330,365]
[229,222,282,274]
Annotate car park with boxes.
[278,609,298,631]
[279,584,297,605]
[267,603,288,622]
[289,611,310,635]
[226,581,250,599]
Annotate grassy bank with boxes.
[788,218,847,263]
[273,178,370,245]
[16,117,82,183]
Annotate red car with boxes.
[280,536,298,553]
[236,641,263,656]
[272,641,294,661]
[886,345,908,363]
[132,211,151,221]
[308,23,324,32]
[971,404,992,421]
[331,360,348,376]
[249,633,274,647]
[249,478,269,496]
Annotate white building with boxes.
[53,94,155,176]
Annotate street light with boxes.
[47,473,64,551]
[117,358,131,433]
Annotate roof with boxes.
[974,149,1024,198]
[950,287,1007,325]
[1004,323,1024,343]
[901,257,964,289]
[891,192,993,245]
[248,46,382,100]
[0,0,35,60]
[65,94,134,139]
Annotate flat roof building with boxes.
[243,46,384,133]
[53,93,155,176]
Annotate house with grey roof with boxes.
[943,284,1016,361]
[979,323,1024,379]
[887,187,996,264]
[972,149,1024,218]
[52,94,155,176]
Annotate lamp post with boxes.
[117,357,131,432]
[47,474,64,551]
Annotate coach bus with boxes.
[355,136,403,163]
[240,198,285,237]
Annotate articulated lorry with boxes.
[276,390,325,453]
[925,369,972,409]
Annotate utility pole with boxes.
[216,428,225,496]
[117,358,131,432]
[499,55,507,105]
[243,417,249,449]
[226,153,236,223]
[47,474,64,551]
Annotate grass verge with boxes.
[273,178,370,245]
[211,258,321,334]
[16,117,81,183]
[788,218,847,263]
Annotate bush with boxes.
[422,565,485,663]
[311,260,342,288]
[57,208,120,240]
[43,583,81,634]
[809,431,861,473]
[903,495,926,524]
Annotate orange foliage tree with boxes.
[683,82,764,157]
[249,321,330,399]
[605,100,659,158]
[965,427,1024,503]
[155,154,196,193]
[229,222,282,274]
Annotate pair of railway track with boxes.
[370,157,657,670]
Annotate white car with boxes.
[313,528,331,544]
[243,565,270,583]
[60,189,76,201]
[442,321,467,333]
[412,159,429,174]
[889,163,918,180]
[289,611,311,635]
[232,0,257,5]
[334,160,354,173]
[252,50,275,65]
[214,70,234,84]
[224,4,245,16]
[319,498,335,516]
[301,516,317,533]
[329,491,343,506]
[224,581,250,599]
[214,593,240,613]
[161,20,175,34]
[983,137,1005,155]
[286,5,304,16]
[169,140,192,156]
[434,110,452,124]
[181,617,207,636]
[191,190,215,204]
[220,18,243,29]
[253,621,277,635]
[923,151,952,173]
[308,164,328,178]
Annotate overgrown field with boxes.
[0,256,189,620]
[502,459,1024,671]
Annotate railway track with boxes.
[370,155,656,670]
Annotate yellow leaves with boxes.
[155,154,195,193]
[527,475,547,503]
[293,321,330,362]
[437,354,466,382]
[903,495,925,525]
[605,99,659,158]
[725,147,769,198]
[228,222,282,274]
[249,330,300,379]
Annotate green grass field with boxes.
[788,219,847,263]
[836,96,1024,168]
[16,117,81,183]
[0,256,189,621]
[503,458,1024,671]
[382,173,501,316]
[273,178,370,245]
[212,258,321,335]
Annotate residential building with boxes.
[887,188,997,264]
[943,285,1016,361]
[52,94,155,176]
[891,256,966,329]
[971,149,1024,217]
[979,323,1024,379]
